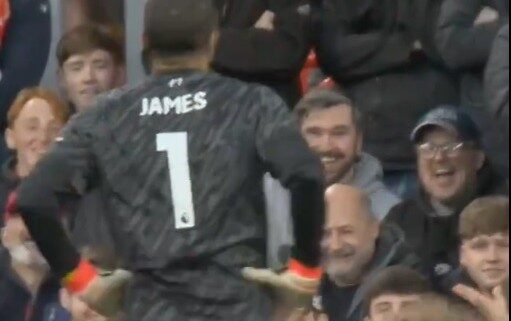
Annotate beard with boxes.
[324,244,375,287]
[318,150,359,186]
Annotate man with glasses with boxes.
[384,106,508,287]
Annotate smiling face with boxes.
[416,127,485,206]
[322,185,379,286]
[461,232,509,291]
[60,49,119,112]
[5,97,65,177]
[367,294,422,321]
[301,104,363,185]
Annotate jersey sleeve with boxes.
[16,105,105,278]
[254,86,325,268]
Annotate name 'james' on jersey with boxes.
[48,70,323,270]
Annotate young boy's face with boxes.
[460,232,509,291]
[366,294,422,321]
[60,49,122,113]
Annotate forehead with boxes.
[64,49,115,64]
[465,232,510,242]
[420,127,460,143]
[371,294,422,306]
[326,197,369,229]
[16,98,56,120]
[302,104,354,127]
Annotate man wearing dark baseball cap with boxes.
[410,106,483,145]
[385,106,508,287]
[10,0,326,320]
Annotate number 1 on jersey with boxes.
[157,132,195,230]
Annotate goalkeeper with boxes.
[10,0,325,320]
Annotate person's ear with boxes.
[5,127,15,150]
[475,150,485,171]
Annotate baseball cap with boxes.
[144,0,218,53]
[411,106,482,144]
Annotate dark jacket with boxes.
[436,0,509,109]
[211,0,313,106]
[315,0,459,171]
[0,0,51,130]
[485,22,510,122]
[385,162,508,287]
[319,224,422,321]
[485,23,509,176]
[0,157,19,227]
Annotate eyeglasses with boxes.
[416,142,470,159]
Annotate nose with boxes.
[487,243,500,261]
[432,147,449,162]
[34,128,52,149]
[82,64,95,83]
[328,230,343,251]
[316,134,337,153]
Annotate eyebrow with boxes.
[374,302,391,309]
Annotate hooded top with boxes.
[350,153,401,220]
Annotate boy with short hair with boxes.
[57,24,125,113]
[452,196,509,321]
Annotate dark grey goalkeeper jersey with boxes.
[18,70,324,273]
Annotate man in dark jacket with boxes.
[485,22,509,124]
[294,185,421,321]
[385,106,508,288]
[485,23,509,177]
[436,0,509,110]
[315,0,459,198]
[211,0,313,106]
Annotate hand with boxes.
[1,215,29,249]
[243,267,320,307]
[474,7,499,26]
[255,10,275,31]
[453,284,509,321]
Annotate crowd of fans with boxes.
[0,0,509,321]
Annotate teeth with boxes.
[436,169,453,175]
[321,157,337,163]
